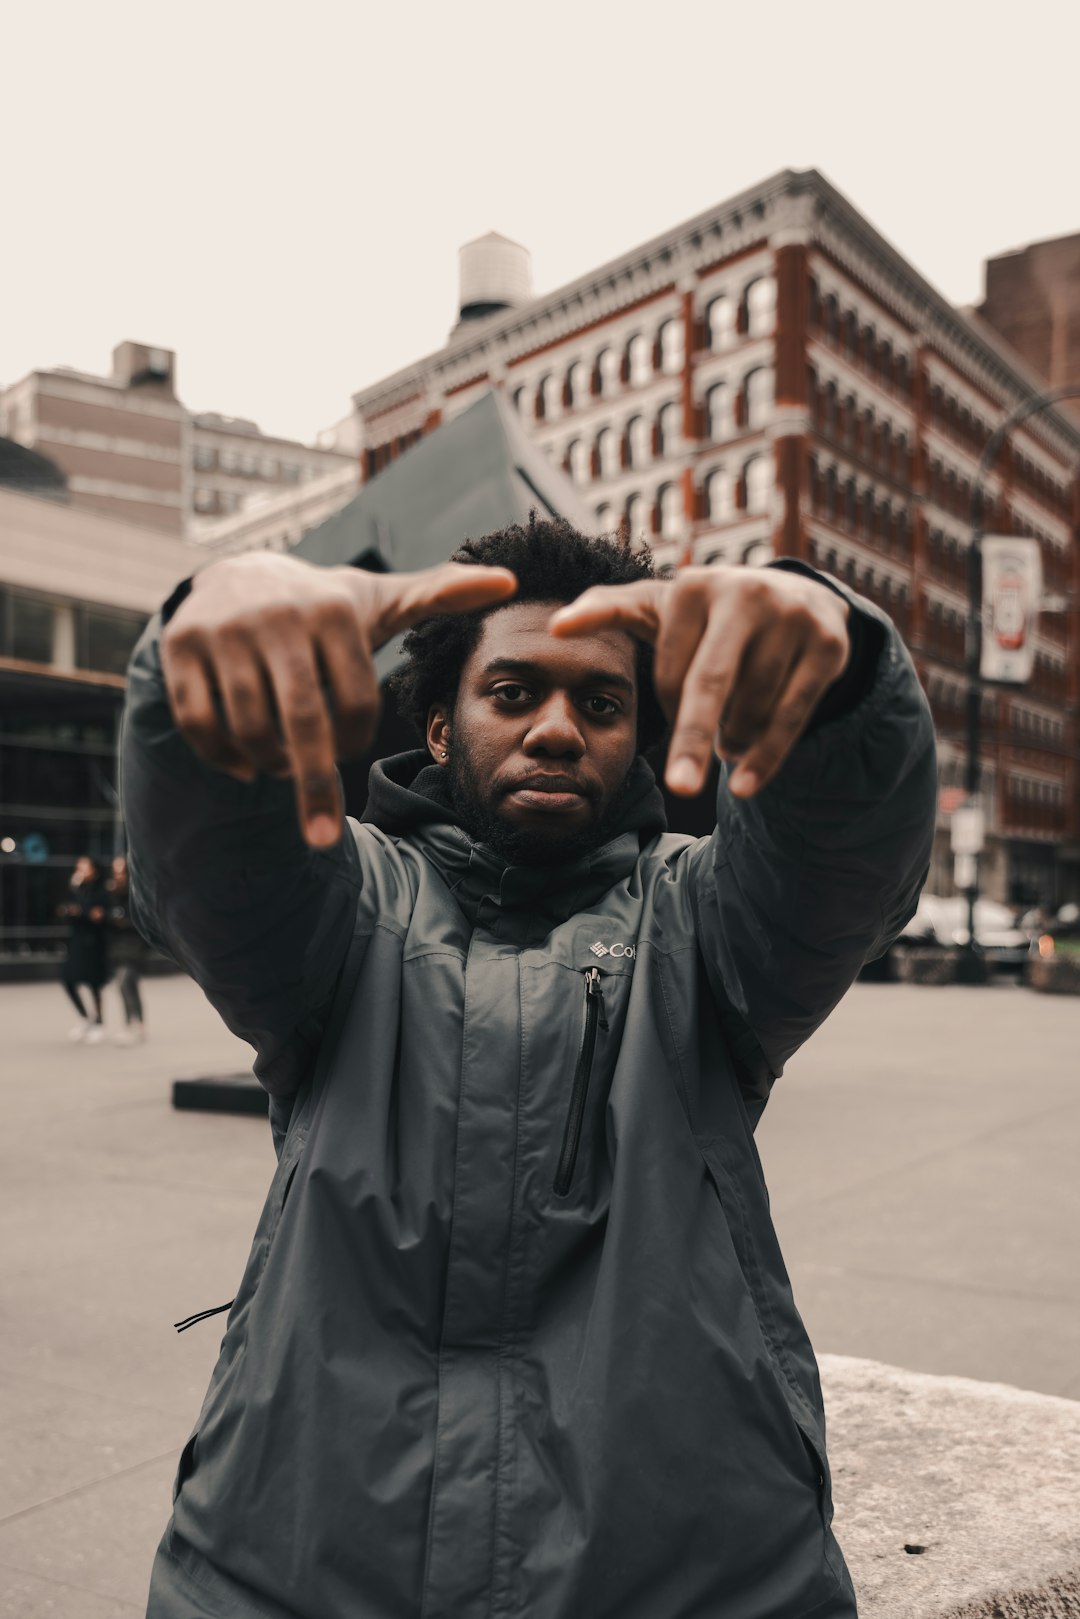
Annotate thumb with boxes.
[373,563,517,644]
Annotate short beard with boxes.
[446,748,633,868]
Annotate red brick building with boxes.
[979,231,1080,404]
[352,170,1080,906]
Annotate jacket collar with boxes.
[362,750,666,923]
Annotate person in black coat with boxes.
[58,855,109,1043]
[106,855,147,1043]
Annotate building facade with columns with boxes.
[351,171,1080,906]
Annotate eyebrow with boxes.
[481,657,635,695]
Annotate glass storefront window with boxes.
[80,610,146,677]
[11,596,54,664]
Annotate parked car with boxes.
[860,894,1031,979]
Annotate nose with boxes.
[522,692,586,758]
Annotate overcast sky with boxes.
[4,0,1077,446]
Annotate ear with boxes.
[426,704,451,765]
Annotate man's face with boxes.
[427,601,640,866]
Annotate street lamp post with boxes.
[959,383,1080,983]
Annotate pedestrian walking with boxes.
[122,516,937,1619]
[106,854,147,1043]
[58,855,109,1044]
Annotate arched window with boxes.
[706,466,733,522]
[707,295,734,350]
[741,540,772,568]
[744,367,773,429]
[707,383,730,441]
[824,381,838,438]
[659,319,684,374]
[542,373,562,421]
[862,487,875,535]
[824,294,839,345]
[824,465,838,520]
[659,482,683,540]
[626,492,649,539]
[598,348,621,398]
[628,415,650,469]
[595,502,613,531]
[628,334,652,388]
[657,400,680,457]
[569,439,592,485]
[597,427,620,480]
[568,361,590,409]
[746,276,777,338]
[513,385,529,416]
[744,455,771,514]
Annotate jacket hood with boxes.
[362,749,667,923]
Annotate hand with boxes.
[161,554,516,846]
[550,566,850,798]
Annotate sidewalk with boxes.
[1,976,271,1616]
[0,974,1077,1615]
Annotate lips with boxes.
[505,775,590,796]
[503,774,594,813]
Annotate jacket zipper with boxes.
[553,967,608,1196]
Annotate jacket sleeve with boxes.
[120,611,362,1112]
[690,572,938,1123]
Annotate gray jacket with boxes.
[122,576,936,1619]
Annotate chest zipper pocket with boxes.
[553,967,608,1197]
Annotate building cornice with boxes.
[352,171,801,415]
[354,168,1080,466]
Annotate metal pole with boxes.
[959,383,1080,983]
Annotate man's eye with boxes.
[582,695,619,716]
[494,684,530,703]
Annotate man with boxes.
[122,516,936,1619]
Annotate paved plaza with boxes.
[1,972,1077,1615]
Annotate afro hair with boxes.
[390,513,667,753]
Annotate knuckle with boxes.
[264,601,305,637]
[692,665,730,697]
[300,770,338,804]
[317,595,357,636]
[287,705,329,746]
[672,722,715,750]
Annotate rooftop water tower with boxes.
[453,232,532,334]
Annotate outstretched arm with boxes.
[552,563,937,1118]
[122,553,516,1115]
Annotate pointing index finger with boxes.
[373,564,517,645]
[549,580,665,643]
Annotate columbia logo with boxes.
[590,940,636,960]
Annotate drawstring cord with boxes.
[174,1300,235,1334]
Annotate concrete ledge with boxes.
[1027,956,1080,995]
[894,949,960,985]
[820,1355,1080,1617]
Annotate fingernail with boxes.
[307,814,339,847]
[667,757,699,794]
[729,768,759,797]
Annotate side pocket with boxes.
[173,1428,198,1504]
[699,1140,835,1532]
[244,1124,307,1303]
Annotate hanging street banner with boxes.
[980,536,1043,684]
